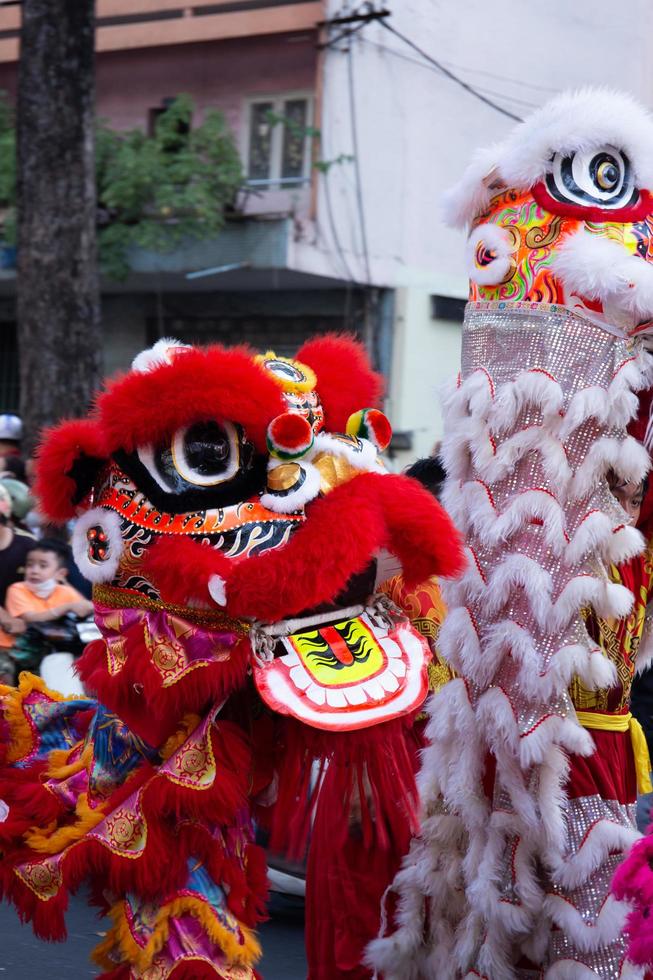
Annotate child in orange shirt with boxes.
[0,539,92,673]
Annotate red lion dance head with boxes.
[36,333,463,743]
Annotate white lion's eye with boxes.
[138,420,241,493]
[545,145,637,209]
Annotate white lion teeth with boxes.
[387,659,407,678]
[305,683,326,705]
[288,665,311,691]
[361,679,386,701]
[325,688,348,707]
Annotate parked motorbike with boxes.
[11,614,100,695]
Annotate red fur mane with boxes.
[297,334,384,431]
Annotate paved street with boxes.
[0,890,306,979]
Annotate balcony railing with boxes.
[245,177,312,187]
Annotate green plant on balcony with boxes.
[97,94,242,278]
[0,93,243,279]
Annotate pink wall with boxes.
[95,32,317,135]
[0,30,317,136]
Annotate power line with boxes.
[359,35,540,110]
[346,43,372,285]
[438,60,560,96]
[377,19,522,123]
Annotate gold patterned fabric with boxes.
[381,574,452,692]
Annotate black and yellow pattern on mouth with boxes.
[290,617,385,686]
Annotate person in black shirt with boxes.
[0,483,34,604]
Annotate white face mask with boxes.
[25,578,59,600]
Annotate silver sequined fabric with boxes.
[429,303,650,977]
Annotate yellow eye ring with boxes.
[256,352,317,393]
[596,159,620,191]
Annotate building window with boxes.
[148,97,191,139]
[246,94,312,189]
[430,295,466,323]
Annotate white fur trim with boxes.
[444,368,495,423]
[619,964,648,980]
[438,606,485,682]
[578,648,619,690]
[260,460,321,512]
[444,352,650,482]
[72,507,123,584]
[544,892,631,953]
[442,143,502,229]
[477,623,616,701]
[548,821,640,892]
[546,957,641,979]
[570,435,650,500]
[553,229,653,328]
[130,337,190,373]
[461,553,634,633]
[561,383,639,440]
[310,431,382,472]
[490,369,563,434]
[538,744,574,853]
[443,88,653,227]
[466,223,514,286]
[568,514,643,567]
[39,652,86,697]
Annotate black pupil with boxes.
[592,154,619,189]
[182,421,230,475]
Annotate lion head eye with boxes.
[545,145,637,209]
[138,421,243,494]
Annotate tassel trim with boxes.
[0,673,65,764]
[92,894,261,974]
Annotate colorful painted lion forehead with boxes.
[445,88,653,334]
[256,351,324,433]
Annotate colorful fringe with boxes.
[0,672,267,975]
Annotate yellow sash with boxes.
[576,710,653,795]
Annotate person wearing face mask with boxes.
[0,540,93,680]
[5,538,92,618]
